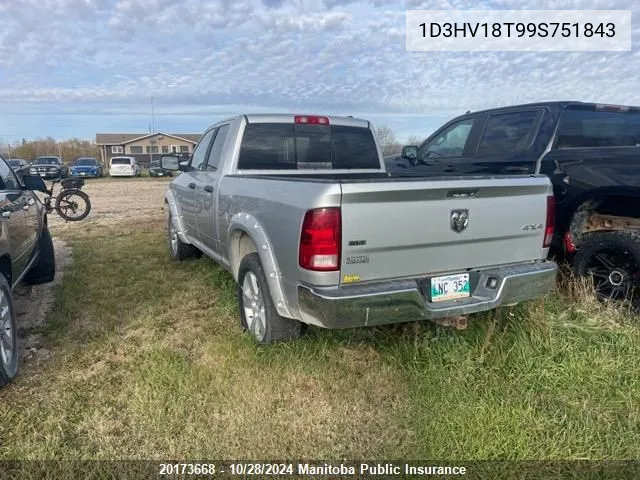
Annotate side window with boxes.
[206,125,230,171]
[478,110,539,155]
[0,157,20,190]
[422,118,475,158]
[191,129,216,170]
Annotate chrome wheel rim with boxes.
[169,219,178,255]
[0,289,14,370]
[242,272,266,341]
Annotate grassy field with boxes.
[1,215,640,462]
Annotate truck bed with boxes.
[219,173,553,285]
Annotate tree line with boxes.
[1,126,416,163]
[0,138,101,164]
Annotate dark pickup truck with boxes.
[386,101,640,305]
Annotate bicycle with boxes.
[42,177,92,222]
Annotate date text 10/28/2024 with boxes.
[158,463,467,476]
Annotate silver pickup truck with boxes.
[161,114,557,343]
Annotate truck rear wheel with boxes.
[573,231,640,307]
[167,212,201,261]
[237,253,301,344]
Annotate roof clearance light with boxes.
[595,104,630,112]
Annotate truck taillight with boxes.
[295,115,330,125]
[544,195,555,248]
[299,208,341,271]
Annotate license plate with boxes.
[40,173,46,177]
[158,173,164,176]
[80,172,86,176]
[430,273,470,302]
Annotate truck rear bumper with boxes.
[297,260,557,329]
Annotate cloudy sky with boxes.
[0,0,639,145]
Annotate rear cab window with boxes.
[555,108,640,148]
[477,110,541,155]
[237,122,380,170]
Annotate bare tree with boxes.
[405,135,424,146]
[375,125,401,156]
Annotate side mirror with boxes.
[22,174,49,193]
[401,145,418,160]
[401,145,419,166]
[160,155,181,171]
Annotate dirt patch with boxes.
[46,178,170,232]
[13,237,72,363]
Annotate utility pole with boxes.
[151,96,155,134]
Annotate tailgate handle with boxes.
[448,190,478,198]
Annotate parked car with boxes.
[109,156,142,177]
[6,159,30,176]
[70,157,103,178]
[0,154,56,387]
[149,158,173,177]
[29,156,68,179]
[386,101,640,306]
[162,114,557,344]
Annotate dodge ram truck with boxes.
[161,114,557,344]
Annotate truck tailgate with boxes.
[339,175,552,283]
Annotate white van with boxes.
[109,156,142,177]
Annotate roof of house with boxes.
[96,132,201,145]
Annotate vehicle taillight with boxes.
[544,195,555,248]
[299,208,341,271]
[295,115,330,125]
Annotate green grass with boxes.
[1,223,640,461]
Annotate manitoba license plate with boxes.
[430,273,470,302]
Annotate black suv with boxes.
[387,101,640,305]
[29,156,68,179]
[0,154,56,387]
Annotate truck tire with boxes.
[573,230,640,306]
[24,225,56,285]
[167,212,201,261]
[0,275,19,387]
[237,253,301,344]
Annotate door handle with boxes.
[203,185,214,193]
[188,182,196,189]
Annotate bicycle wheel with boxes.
[54,189,91,221]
